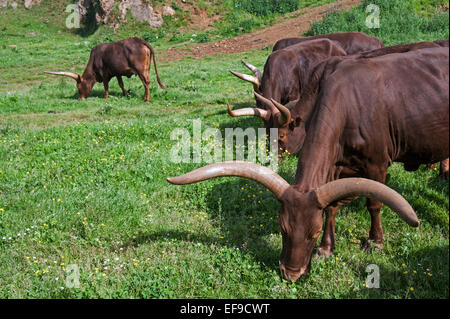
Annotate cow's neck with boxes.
[81,67,97,95]
[293,103,344,193]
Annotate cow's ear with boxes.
[289,117,302,130]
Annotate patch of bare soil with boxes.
[159,0,361,63]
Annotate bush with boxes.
[305,0,449,45]
[233,0,299,16]
[196,32,210,43]
[143,32,157,43]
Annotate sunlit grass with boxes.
[0,0,448,298]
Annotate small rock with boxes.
[163,5,175,16]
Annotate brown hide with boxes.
[272,32,384,54]
[46,37,165,102]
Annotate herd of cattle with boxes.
[45,32,449,282]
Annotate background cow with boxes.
[230,32,384,111]
[229,38,347,129]
[253,41,448,157]
[45,37,165,102]
[272,32,384,53]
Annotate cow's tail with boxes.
[142,40,166,90]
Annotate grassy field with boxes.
[0,0,448,298]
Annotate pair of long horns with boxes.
[167,161,420,227]
[230,60,262,90]
[44,71,81,83]
[227,92,293,126]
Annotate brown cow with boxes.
[434,39,449,47]
[236,41,445,157]
[230,33,383,111]
[229,38,347,122]
[45,37,165,102]
[168,47,449,281]
[272,32,384,54]
[262,40,450,178]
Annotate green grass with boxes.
[305,0,449,45]
[0,0,448,298]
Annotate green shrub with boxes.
[196,32,210,43]
[305,0,449,45]
[233,0,299,16]
[143,32,157,43]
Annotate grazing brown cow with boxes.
[230,33,383,110]
[272,32,384,54]
[229,38,347,123]
[236,41,445,156]
[168,47,449,281]
[434,39,449,47]
[45,37,165,102]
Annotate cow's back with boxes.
[273,32,384,54]
[321,47,449,164]
[92,38,149,79]
[260,39,347,103]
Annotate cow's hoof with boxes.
[361,239,384,253]
[314,247,333,259]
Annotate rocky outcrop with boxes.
[163,5,175,17]
[0,0,172,29]
[0,0,40,8]
[77,0,167,29]
[119,0,163,28]
[24,0,40,9]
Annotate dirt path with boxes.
[160,0,361,62]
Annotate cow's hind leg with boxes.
[103,80,110,99]
[117,76,128,97]
[138,73,150,102]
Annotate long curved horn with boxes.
[271,99,292,126]
[313,178,419,227]
[241,59,262,83]
[227,104,270,121]
[167,161,290,200]
[45,71,80,82]
[229,70,260,90]
[254,91,279,115]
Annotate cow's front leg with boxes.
[103,80,109,99]
[361,198,385,252]
[360,165,388,252]
[117,76,128,97]
[439,158,449,180]
[316,204,339,258]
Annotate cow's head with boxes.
[227,93,304,156]
[167,161,420,281]
[44,71,92,100]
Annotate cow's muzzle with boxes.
[279,261,307,282]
